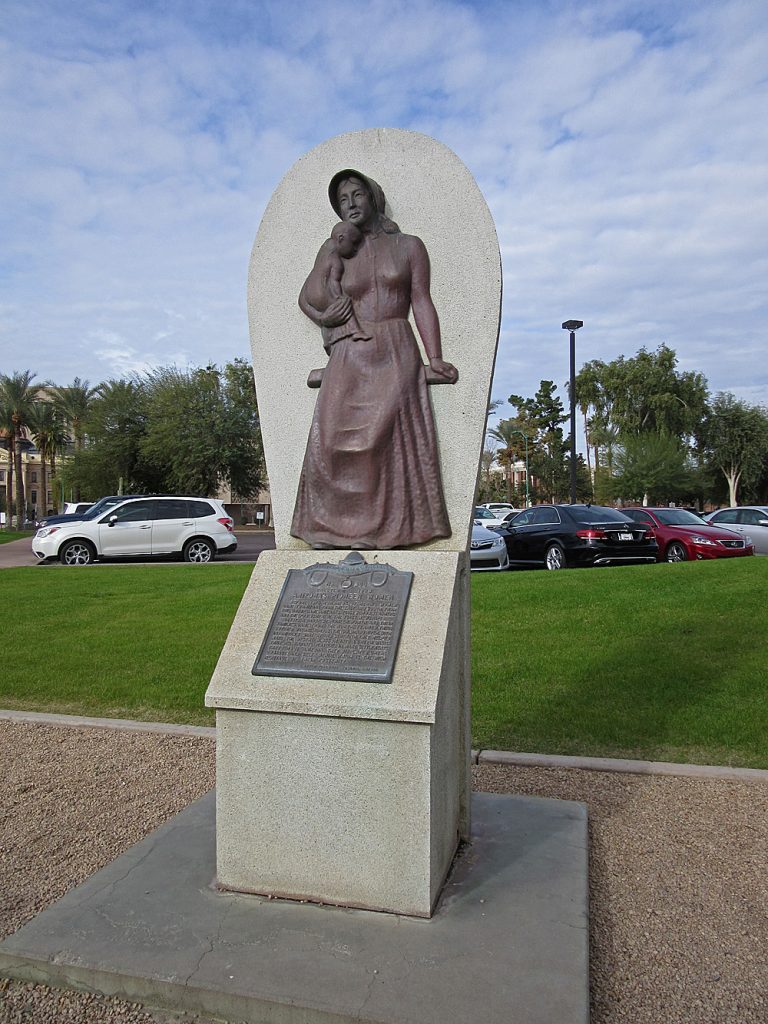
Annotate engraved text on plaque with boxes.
[252,552,413,684]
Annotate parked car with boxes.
[32,496,237,565]
[473,506,516,529]
[497,504,657,569]
[481,502,517,516]
[37,494,147,529]
[703,506,768,555]
[469,523,509,571]
[621,507,754,562]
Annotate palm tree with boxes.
[50,377,98,500]
[50,377,97,451]
[29,401,68,515]
[0,370,38,527]
[487,419,527,504]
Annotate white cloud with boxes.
[1,0,766,428]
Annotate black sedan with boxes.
[497,504,658,570]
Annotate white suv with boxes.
[33,496,237,565]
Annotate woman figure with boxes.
[292,169,458,549]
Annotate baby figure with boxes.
[300,221,371,350]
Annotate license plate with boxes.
[618,532,633,541]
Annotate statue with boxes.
[291,169,458,550]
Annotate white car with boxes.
[469,524,509,571]
[473,505,521,529]
[481,502,517,516]
[33,496,237,565]
[704,506,768,554]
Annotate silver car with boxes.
[469,523,509,571]
[704,506,768,554]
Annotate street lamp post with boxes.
[562,320,583,505]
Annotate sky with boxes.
[2,0,767,440]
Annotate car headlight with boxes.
[492,537,505,548]
[36,526,61,539]
[689,535,716,546]
[743,534,753,545]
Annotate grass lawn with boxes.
[472,557,768,767]
[1,558,766,765]
[0,564,252,726]
[0,531,33,544]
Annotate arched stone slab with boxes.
[248,128,501,549]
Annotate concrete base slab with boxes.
[0,791,589,1024]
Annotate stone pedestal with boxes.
[208,127,501,919]
[205,549,470,918]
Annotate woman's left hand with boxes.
[429,357,459,383]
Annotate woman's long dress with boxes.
[291,234,451,549]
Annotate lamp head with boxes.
[562,320,583,331]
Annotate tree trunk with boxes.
[50,451,58,512]
[584,413,592,479]
[5,442,13,530]
[14,441,25,529]
[39,456,47,518]
[724,465,741,507]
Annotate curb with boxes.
[2,710,767,782]
[0,709,215,738]
[476,749,768,783]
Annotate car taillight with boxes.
[217,517,234,533]
[644,529,655,541]
[576,528,607,539]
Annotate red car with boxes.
[621,507,754,562]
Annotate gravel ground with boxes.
[1,721,766,1023]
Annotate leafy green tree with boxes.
[0,370,38,527]
[703,393,768,506]
[613,433,696,505]
[508,381,569,503]
[139,360,264,498]
[63,378,154,499]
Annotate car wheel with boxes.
[545,543,566,570]
[59,540,95,566]
[666,541,688,563]
[183,538,215,563]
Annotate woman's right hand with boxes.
[320,296,352,328]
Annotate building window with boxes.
[31,490,38,505]
[31,471,38,483]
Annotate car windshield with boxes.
[655,509,706,526]
[474,508,495,519]
[566,506,632,525]
[81,498,121,520]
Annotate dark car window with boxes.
[567,506,632,524]
[189,499,215,518]
[82,496,145,521]
[106,502,155,523]
[531,507,560,525]
[153,499,190,520]
[622,509,655,525]
[511,508,536,527]
[711,509,738,524]
[655,509,707,526]
[738,509,768,526]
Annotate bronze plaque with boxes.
[252,553,412,684]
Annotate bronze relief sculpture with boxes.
[291,169,458,550]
